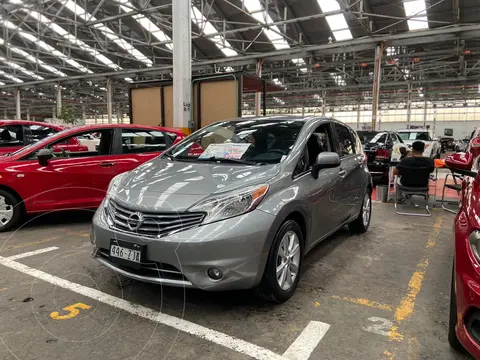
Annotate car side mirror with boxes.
[312,152,341,179]
[445,152,476,176]
[37,148,53,166]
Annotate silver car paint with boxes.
[92,116,372,290]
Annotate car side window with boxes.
[29,125,57,142]
[294,124,333,177]
[0,125,23,147]
[23,129,114,160]
[350,129,363,154]
[334,124,355,157]
[121,129,167,154]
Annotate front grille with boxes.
[106,200,205,238]
[97,248,187,281]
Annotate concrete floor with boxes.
[0,205,471,360]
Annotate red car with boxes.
[0,120,88,155]
[455,128,480,169]
[0,123,185,231]
[446,151,480,358]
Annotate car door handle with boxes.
[339,169,347,178]
[99,162,116,167]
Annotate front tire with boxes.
[256,220,304,303]
[349,191,372,234]
[448,262,465,352]
[0,189,23,232]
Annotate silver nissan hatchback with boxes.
[92,116,372,302]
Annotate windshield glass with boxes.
[357,131,378,143]
[166,119,305,164]
[369,132,387,144]
[398,131,431,141]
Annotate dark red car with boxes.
[0,123,185,231]
[445,151,480,358]
[455,128,480,169]
[0,120,88,155]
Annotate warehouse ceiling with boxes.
[0,0,479,116]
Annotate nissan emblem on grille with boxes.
[127,212,144,231]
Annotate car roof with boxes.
[0,120,64,129]
[397,129,429,132]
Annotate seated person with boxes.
[393,141,434,188]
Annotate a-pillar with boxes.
[321,90,326,116]
[406,82,412,129]
[372,43,384,130]
[173,0,192,133]
[56,82,62,117]
[15,88,21,120]
[255,59,263,116]
[106,78,113,124]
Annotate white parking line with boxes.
[282,321,330,360]
[0,252,329,360]
[6,247,59,260]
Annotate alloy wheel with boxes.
[276,231,301,291]
[362,193,371,227]
[0,196,14,227]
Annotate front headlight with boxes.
[106,172,128,199]
[189,184,269,225]
[469,230,480,263]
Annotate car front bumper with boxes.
[91,201,276,291]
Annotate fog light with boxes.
[207,268,223,280]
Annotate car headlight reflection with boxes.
[189,184,269,225]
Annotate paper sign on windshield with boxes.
[199,143,251,160]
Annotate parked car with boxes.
[0,124,185,231]
[450,128,480,170]
[92,116,373,303]
[454,138,470,152]
[445,152,480,358]
[397,129,441,158]
[439,136,455,152]
[363,131,404,180]
[0,120,88,155]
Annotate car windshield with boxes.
[369,132,387,144]
[165,119,305,164]
[8,127,72,156]
[398,131,431,141]
[357,131,378,143]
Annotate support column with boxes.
[117,106,123,123]
[82,104,86,124]
[26,107,30,121]
[321,90,326,116]
[433,107,437,136]
[255,59,263,116]
[3,109,7,120]
[52,106,56,122]
[423,96,428,128]
[106,78,113,124]
[15,88,21,120]
[406,82,412,129]
[301,105,305,117]
[173,0,192,133]
[356,99,361,129]
[372,43,384,130]
[56,83,62,118]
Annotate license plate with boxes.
[110,244,141,263]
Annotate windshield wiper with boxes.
[199,156,260,165]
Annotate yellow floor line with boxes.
[0,236,60,251]
[331,295,393,311]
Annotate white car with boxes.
[397,129,441,159]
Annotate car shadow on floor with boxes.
[18,209,95,230]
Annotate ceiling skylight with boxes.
[25,10,120,70]
[0,17,92,74]
[61,0,152,67]
[0,70,23,83]
[330,73,346,86]
[116,0,173,51]
[316,0,353,41]
[244,0,307,71]
[0,56,44,80]
[403,0,429,30]
[192,6,237,57]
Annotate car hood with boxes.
[112,159,281,212]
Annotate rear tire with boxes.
[349,191,372,234]
[0,189,23,232]
[256,220,304,303]
[448,261,465,352]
